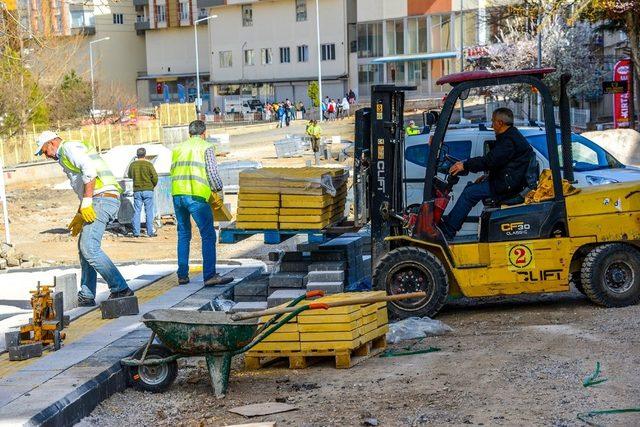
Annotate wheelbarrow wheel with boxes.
[127,344,177,393]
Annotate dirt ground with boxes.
[79,291,640,426]
[6,118,355,266]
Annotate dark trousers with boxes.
[441,180,494,239]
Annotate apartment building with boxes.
[355,0,486,99]
[204,0,355,110]
[134,0,212,106]
[17,0,146,96]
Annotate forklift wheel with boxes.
[580,244,640,308]
[373,246,449,319]
[570,272,586,296]
[126,344,178,393]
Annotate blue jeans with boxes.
[133,190,155,236]
[441,180,494,239]
[78,197,129,299]
[173,195,217,282]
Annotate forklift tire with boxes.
[570,272,586,296]
[580,244,640,308]
[127,344,178,393]
[373,246,449,319]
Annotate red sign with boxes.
[613,59,632,128]
[156,83,163,94]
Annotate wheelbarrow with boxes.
[121,290,425,397]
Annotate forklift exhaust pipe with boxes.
[559,73,575,183]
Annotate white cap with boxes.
[409,120,415,125]
[35,130,59,155]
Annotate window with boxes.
[295,0,307,21]
[220,51,232,68]
[321,43,335,61]
[155,5,166,23]
[279,47,290,63]
[357,22,383,58]
[386,19,404,55]
[357,64,383,97]
[405,140,472,168]
[454,11,478,49]
[112,13,123,24]
[407,17,427,54]
[386,61,405,83]
[243,49,255,66]
[430,14,451,53]
[261,48,272,65]
[242,4,252,26]
[179,2,190,21]
[297,44,309,62]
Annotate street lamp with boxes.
[194,14,218,113]
[89,37,110,115]
[315,0,323,121]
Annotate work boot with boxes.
[108,288,134,299]
[78,293,96,307]
[204,274,234,287]
[178,276,190,285]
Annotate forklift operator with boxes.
[440,108,533,240]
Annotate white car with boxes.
[404,126,640,233]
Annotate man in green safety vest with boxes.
[35,130,134,307]
[306,119,322,164]
[170,120,233,287]
[405,120,421,136]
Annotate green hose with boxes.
[577,408,640,426]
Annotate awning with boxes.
[137,72,209,80]
[206,74,348,86]
[371,52,458,64]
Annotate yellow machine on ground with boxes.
[364,70,640,318]
[19,283,65,349]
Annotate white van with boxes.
[224,98,264,114]
[404,126,640,233]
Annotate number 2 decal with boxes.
[507,244,534,271]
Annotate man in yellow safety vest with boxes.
[405,120,421,136]
[170,120,233,286]
[35,131,134,307]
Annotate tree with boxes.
[307,81,320,107]
[47,70,92,125]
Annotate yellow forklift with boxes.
[358,69,640,318]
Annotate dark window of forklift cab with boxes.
[405,140,472,168]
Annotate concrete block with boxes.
[269,251,309,262]
[54,273,78,311]
[296,243,321,253]
[267,289,306,308]
[234,294,268,303]
[268,272,305,288]
[307,270,345,283]
[311,250,345,262]
[100,296,139,319]
[279,261,310,273]
[308,262,346,272]
[4,330,20,348]
[306,282,344,294]
[234,278,269,296]
[229,301,268,313]
[8,343,43,361]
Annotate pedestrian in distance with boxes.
[35,131,134,306]
[277,103,286,128]
[170,120,234,287]
[128,147,158,237]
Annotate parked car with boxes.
[224,98,263,114]
[404,126,640,233]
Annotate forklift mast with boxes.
[369,85,416,266]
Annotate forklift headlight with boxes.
[585,175,619,186]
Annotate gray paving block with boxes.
[306,282,344,294]
[308,262,346,271]
[278,261,311,273]
[268,272,305,288]
[234,278,269,296]
[4,330,20,348]
[296,243,321,253]
[54,273,78,311]
[8,343,43,361]
[267,289,306,308]
[307,270,345,283]
[229,301,268,313]
[100,296,139,319]
[234,294,268,303]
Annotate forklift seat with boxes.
[482,154,540,208]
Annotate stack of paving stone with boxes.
[306,236,366,293]
[229,275,270,313]
[246,291,389,366]
[236,167,348,230]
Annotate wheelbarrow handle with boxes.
[230,291,427,321]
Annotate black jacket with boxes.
[464,126,533,196]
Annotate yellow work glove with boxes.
[67,213,85,237]
[210,191,224,210]
[79,197,97,223]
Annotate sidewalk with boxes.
[0,260,265,426]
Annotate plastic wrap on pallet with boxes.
[239,167,346,196]
[270,249,285,276]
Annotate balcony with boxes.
[135,20,151,31]
[196,0,224,8]
[71,25,96,35]
[133,0,148,5]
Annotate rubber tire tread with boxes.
[580,243,640,307]
[373,246,449,319]
[127,344,178,393]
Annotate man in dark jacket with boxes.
[128,147,158,237]
[440,108,533,239]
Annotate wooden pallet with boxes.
[244,332,387,370]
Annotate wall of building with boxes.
[208,0,348,84]
[356,0,406,22]
[145,25,210,76]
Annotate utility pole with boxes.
[459,0,464,122]
[315,0,323,121]
[536,9,542,123]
